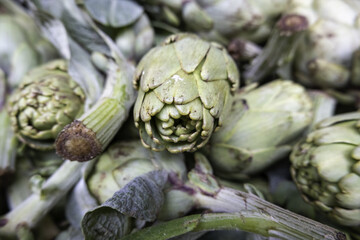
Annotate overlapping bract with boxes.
[291,112,360,231]
[208,80,313,179]
[8,60,85,150]
[133,33,239,153]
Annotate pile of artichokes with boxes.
[0,0,360,240]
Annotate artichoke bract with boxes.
[290,112,360,231]
[8,60,85,150]
[133,33,239,153]
[208,80,313,179]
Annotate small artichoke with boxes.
[290,112,360,231]
[8,60,85,150]
[286,0,360,90]
[87,140,187,204]
[133,33,239,153]
[208,80,313,179]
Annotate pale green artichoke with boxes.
[286,0,360,89]
[8,60,85,150]
[0,1,57,88]
[207,80,313,179]
[290,112,360,233]
[86,140,192,222]
[133,33,239,153]
[87,140,187,204]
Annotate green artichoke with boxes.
[292,0,360,89]
[87,140,187,204]
[133,33,239,153]
[0,1,57,88]
[207,80,313,179]
[290,112,360,232]
[8,60,85,150]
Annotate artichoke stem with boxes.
[351,48,360,87]
[55,61,136,162]
[194,187,346,240]
[55,120,102,162]
[244,14,308,84]
[0,71,17,181]
[0,161,82,238]
[0,109,17,181]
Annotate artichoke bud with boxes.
[87,140,187,204]
[294,15,360,89]
[133,33,239,153]
[290,112,360,229]
[208,80,313,179]
[8,60,86,150]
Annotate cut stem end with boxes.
[55,120,102,162]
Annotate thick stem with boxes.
[0,109,17,180]
[121,211,346,240]
[0,160,82,238]
[55,60,136,162]
[194,187,345,240]
[244,14,308,84]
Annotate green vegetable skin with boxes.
[8,60,85,150]
[134,33,239,153]
[291,112,360,235]
[208,80,313,179]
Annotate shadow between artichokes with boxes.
[290,112,360,234]
[133,33,239,153]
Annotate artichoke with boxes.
[133,33,239,153]
[290,0,360,89]
[86,140,192,222]
[87,140,187,204]
[8,60,85,150]
[0,1,57,88]
[207,80,313,179]
[290,112,360,233]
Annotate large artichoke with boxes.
[290,112,360,233]
[133,33,239,153]
[207,80,313,179]
[8,60,85,150]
